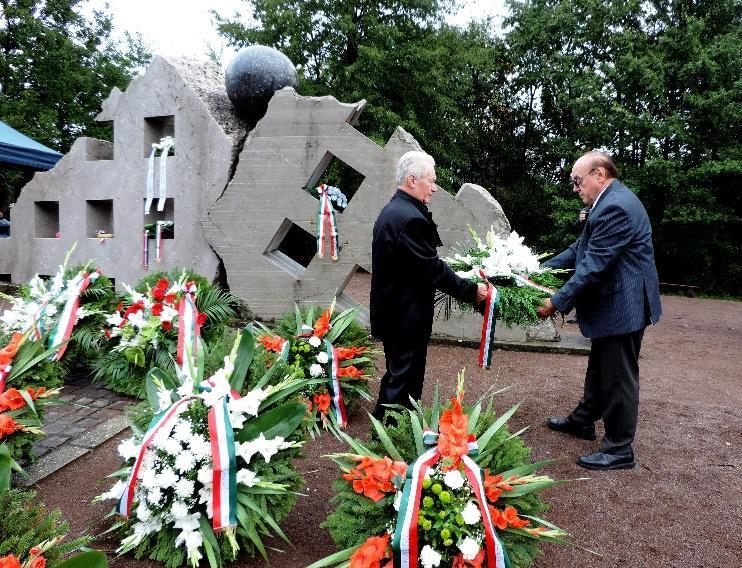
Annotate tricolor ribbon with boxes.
[176,282,200,371]
[512,274,556,295]
[117,380,240,532]
[48,271,98,360]
[392,429,509,568]
[324,339,347,427]
[33,301,49,340]
[144,146,156,214]
[155,221,163,263]
[316,184,339,260]
[478,270,500,369]
[142,229,149,268]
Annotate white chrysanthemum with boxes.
[196,466,213,487]
[174,451,197,474]
[44,303,58,317]
[170,500,191,522]
[118,437,139,460]
[420,545,442,568]
[461,501,481,525]
[158,467,179,488]
[458,537,480,560]
[141,467,160,490]
[172,420,193,443]
[316,351,329,364]
[162,436,183,457]
[146,486,163,505]
[308,335,321,348]
[309,363,325,377]
[175,478,196,500]
[135,504,153,522]
[188,434,211,459]
[98,479,127,501]
[236,469,259,487]
[198,486,213,518]
[443,469,465,490]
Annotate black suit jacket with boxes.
[370,190,477,340]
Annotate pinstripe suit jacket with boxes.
[544,180,662,339]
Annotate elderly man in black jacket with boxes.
[370,151,487,419]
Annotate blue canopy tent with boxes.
[0,120,62,170]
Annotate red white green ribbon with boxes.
[392,429,507,568]
[33,301,49,340]
[324,339,347,427]
[145,146,156,214]
[142,229,149,268]
[49,271,97,360]
[316,184,339,260]
[478,270,500,370]
[207,393,238,531]
[155,221,163,263]
[176,282,200,368]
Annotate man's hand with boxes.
[476,283,488,304]
[537,297,557,319]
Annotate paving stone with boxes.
[69,406,96,418]
[64,426,87,438]
[90,398,113,408]
[19,445,90,487]
[72,415,131,450]
[38,436,68,449]
[75,417,104,429]
[42,423,68,435]
[74,397,94,406]
[56,413,84,426]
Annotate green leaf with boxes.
[305,545,360,568]
[237,492,290,543]
[230,327,255,393]
[18,389,37,417]
[198,514,223,566]
[235,403,306,443]
[498,459,556,479]
[410,411,424,456]
[368,415,404,461]
[145,367,177,411]
[124,346,145,367]
[468,402,482,434]
[55,551,108,568]
[431,383,441,432]
[294,304,302,334]
[501,479,565,498]
[0,444,17,493]
[476,401,521,454]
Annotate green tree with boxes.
[0,0,151,212]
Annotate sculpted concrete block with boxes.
[0,56,232,286]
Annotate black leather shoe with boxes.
[546,416,596,440]
[578,451,635,470]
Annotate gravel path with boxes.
[33,295,742,567]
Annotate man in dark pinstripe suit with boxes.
[537,151,662,471]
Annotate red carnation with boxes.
[152,288,165,301]
[197,313,207,326]
[164,293,177,305]
[156,278,170,291]
[151,303,164,316]
[162,321,173,331]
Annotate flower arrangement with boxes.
[0,489,106,568]
[0,256,115,368]
[255,302,374,434]
[315,373,579,568]
[98,323,310,568]
[441,227,565,328]
[94,269,237,398]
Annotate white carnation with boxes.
[461,501,481,525]
[458,537,480,561]
[316,351,329,364]
[308,335,321,348]
[420,545,442,568]
[443,469,465,490]
[309,363,325,377]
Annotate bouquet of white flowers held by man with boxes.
[97,316,311,568]
[312,372,586,568]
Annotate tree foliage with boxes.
[215,0,742,294]
[0,0,150,211]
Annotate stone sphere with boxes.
[225,45,298,121]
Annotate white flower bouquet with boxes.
[98,327,310,567]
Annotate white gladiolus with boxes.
[461,501,482,525]
[236,468,259,487]
[98,479,127,501]
[118,437,139,460]
[229,387,268,417]
[420,545,442,568]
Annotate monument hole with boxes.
[34,201,60,238]
[264,219,316,279]
[85,121,114,161]
[143,115,175,157]
[143,198,175,239]
[303,151,365,212]
[86,199,114,238]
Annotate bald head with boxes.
[571,151,618,206]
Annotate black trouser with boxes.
[373,332,430,418]
[570,328,645,456]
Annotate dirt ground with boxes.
[33,295,741,568]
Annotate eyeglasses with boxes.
[571,167,597,188]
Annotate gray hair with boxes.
[396,151,435,185]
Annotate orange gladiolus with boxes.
[27,387,46,400]
[0,388,26,412]
[342,455,407,502]
[258,335,287,352]
[483,470,513,502]
[489,505,530,530]
[29,557,46,568]
[313,393,331,414]
[337,365,365,378]
[437,396,470,467]
[452,549,486,568]
[349,533,390,568]
[313,309,332,338]
[0,554,21,568]
[0,414,23,439]
[336,346,367,361]
[0,353,10,367]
